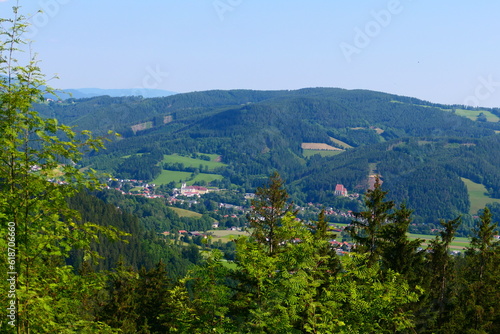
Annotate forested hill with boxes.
[37,88,499,139]
[36,88,500,226]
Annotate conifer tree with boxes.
[347,176,394,266]
[378,203,424,283]
[453,207,500,333]
[248,171,297,255]
[417,217,461,332]
[136,261,173,333]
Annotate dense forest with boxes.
[34,82,500,227]
[1,6,500,333]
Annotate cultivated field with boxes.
[301,143,343,151]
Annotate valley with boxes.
[36,87,500,231]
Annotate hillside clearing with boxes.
[153,170,223,186]
[455,109,500,122]
[461,177,500,214]
[329,137,353,149]
[169,207,203,218]
[301,143,343,151]
[161,153,226,171]
[207,229,250,243]
[350,126,385,134]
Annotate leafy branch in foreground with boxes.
[0,4,123,333]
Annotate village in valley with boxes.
[105,176,359,252]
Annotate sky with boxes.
[1,0,500,108]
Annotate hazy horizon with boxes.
[2,0,500,108]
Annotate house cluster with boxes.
[46,98,62,103]
[219,203,244,211]
[324,209,355,219]
[106,178,163,198]
[169,230,207,238]
[329,240,353,254]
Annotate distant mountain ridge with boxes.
[48,87,177,99]
[34,87,500,229]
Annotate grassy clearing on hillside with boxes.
[206,226,471,251]
[390,101,500,123]
[409,234,470,251]
[207,229,249,243]
[161,154,226,171]
[301,143,342,151]
[303,149,344,158]
[333,224,470,250]
[153,170,192,184]
[169,207,203,218]
[455,109,500,122]
[153,170,223,186]
[461,177,500,214]
[349,127,385,134]
[329,137,353,149]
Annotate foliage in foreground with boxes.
[1,4,499,333]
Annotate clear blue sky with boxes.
[2,0,500,107]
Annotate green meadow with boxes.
[408,233,470,251]
[461,177,500,214]
[206,229,250,243]
[153,170,223,186]
[169,207,203,218]
[161,154,226,171]
[329,137,354,149]
[455,109,500,122]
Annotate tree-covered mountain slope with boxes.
[36,88,500,226]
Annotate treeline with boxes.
[94,190,215,233]
[59,173,500,333]
[66,190,208,278]
[60,87,500,228]
[116,150,163,180]
[85,133,500,229]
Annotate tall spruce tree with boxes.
[347,176,394,266]
[248,171,297,255]
[452,207,500,333]
[417,217,461,333]
[378,203,425,283]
